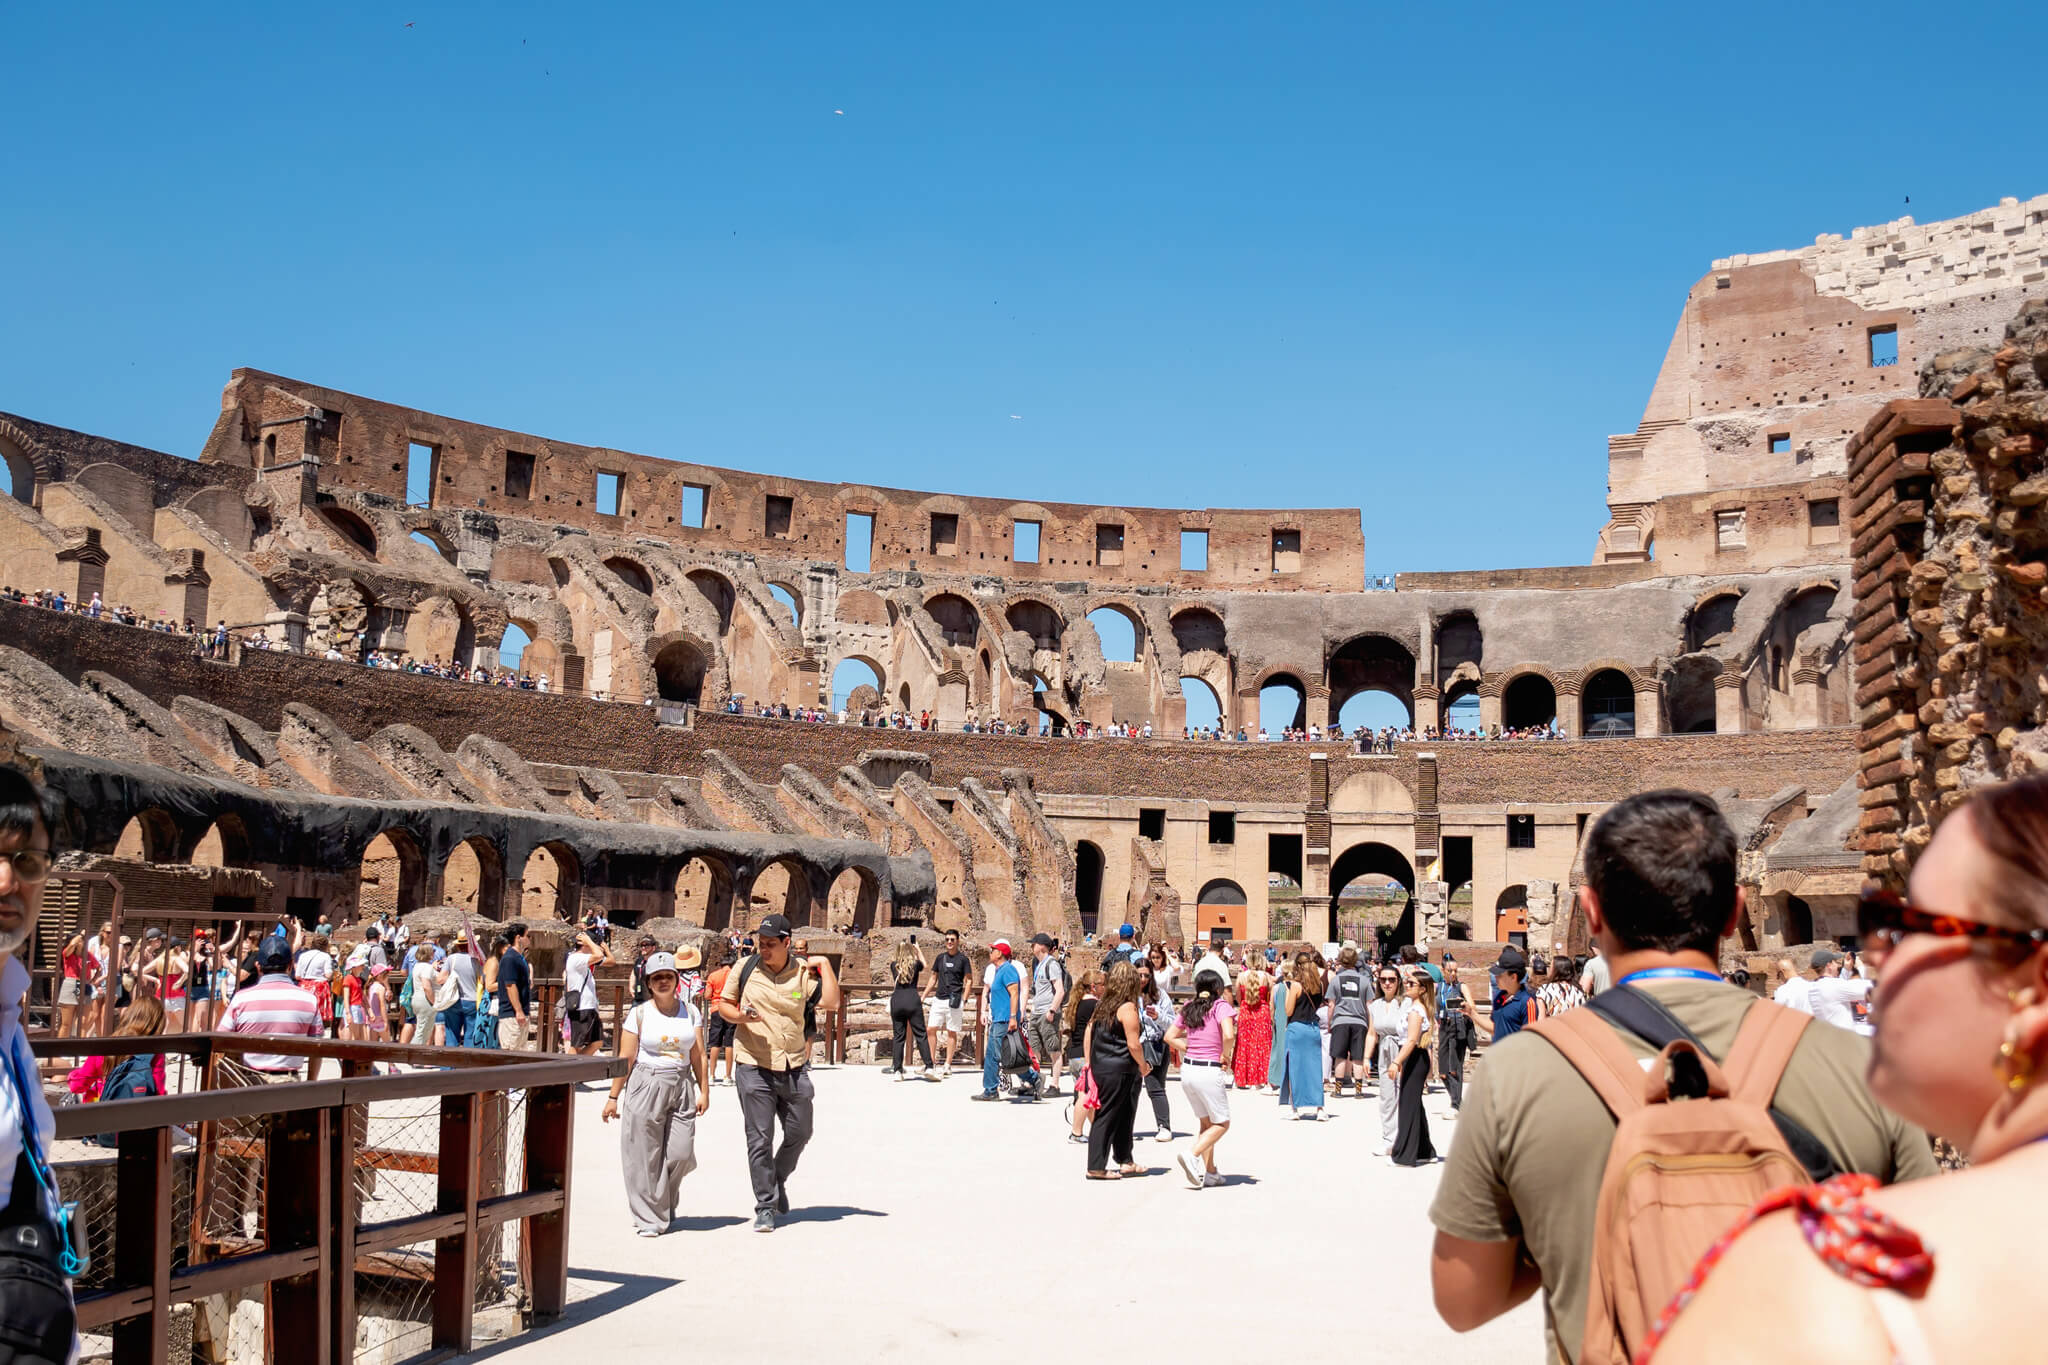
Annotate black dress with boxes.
[1086,1010,1140,1173]
[1390,1029,1437,1166]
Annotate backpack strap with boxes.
[1720,1000,1811,1108]
[1529,1007,1649,1118]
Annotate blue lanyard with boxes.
[1,1036,82,1275]
[1616,967,1723,987]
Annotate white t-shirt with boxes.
[624,1000,700,1071]
[1773,976,1815,1014]
[565,951,600,1011]
[295,949,333,982]
[1367,997,1413,1039]
[1190,951,1233,987]
[1810,975,1873,1031]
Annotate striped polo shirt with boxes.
[218,973,323,1072]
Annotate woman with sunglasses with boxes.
[602,951,710,1237]
[1643,775,2048,1364]
[1364,964,1408,1156]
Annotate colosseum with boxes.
[4,193,2047,970]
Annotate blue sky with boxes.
[4,3,2041,590]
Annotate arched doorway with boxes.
[825,866,880,932]
[1502,674,1557,730]
[830,657,884,712]
[1329,635,1417,731]
[440,837,505,921]
[687,570,736,635]
[1259,673,1307,736]
[653,641,708,704]
[0,433,35,505]
[1074,841,1104,935]
[112,810,179,863]
[1581,669,1636,738]
[1196,878,1247,941]
[604,557,655,596]
[1181,676,1224,733]
[673,855,735,930]
[188,816,252,868]
[747,859,812,926]
[927,594,981,648]
[1087,606,1141,662]
[1330,842,1417,951]
[520,842,581,921]
[1495,884,1530,945]
[360,829,425,918]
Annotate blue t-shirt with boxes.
[989,962,1022,1022]
[1491,988,1532,1039]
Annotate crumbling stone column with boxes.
[1632,681,1662,738]
[1714,668,1746,734]
[1790,665,1823,730]
[1296,893,1332,945]
[1234,687,1258,736]
[1415,881,1449,944]
[1556,679,1582,739]
[1305,683,1330,733]
[1525,878,1561,949]
[1413,683,1442,733]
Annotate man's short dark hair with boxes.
[504,920,528,940]
[0,766,63,851]
[1583,789,1737,955]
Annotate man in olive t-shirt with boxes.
[1428,791,1936,1363]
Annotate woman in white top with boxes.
[601,952,710,1236]
[1364,963,1411,1156]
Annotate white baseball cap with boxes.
[643,952,679,978]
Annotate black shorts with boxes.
[568,1007,605,1049]
[705,1014,737,1049]
[1329,1020,1368,1063]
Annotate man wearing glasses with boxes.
[1428,789,1936,1362]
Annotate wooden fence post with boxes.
[524,1084,574,1320]
[112,1125,172,1365]
[432,1092,482,1351]
[266,1107,333,1365]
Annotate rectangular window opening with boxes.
[503,450,535,500]
[1767,432,1791,455]
[1208,810,1235,845]
[1180,529,1209,572]
[1808,497,1841,545]
[1507,814,1536,849]
[1271,528,1302,574]
[680,483,707,528]
[929,512,959,557]
[764,494,794,539]
[1869,326,1899,368]
[1138,808,1166,841]
[595,471,622,517]
[1095,522,1125,568]
[1012,520,1040,563]
[406,442,439,508]
[844,512,874,572]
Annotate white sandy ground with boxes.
[477,1062,1543,1364]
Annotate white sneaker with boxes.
[1176,1151,1203,1189]
[921,1067,939,1081]
[1202,1173,1225,1188]
[1373,1141,1390,1156]
[1155,1130,1174,1143]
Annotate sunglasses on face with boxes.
[1856,887,2048,963]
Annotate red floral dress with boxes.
[1233,981,1274,1088]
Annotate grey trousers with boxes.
[619,1064,698,1233]
[734,1064,815,1216]
[1377,1032,1404,1144]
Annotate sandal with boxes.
[1085,1170,1119,1181]
[1118,1164,1143,1177]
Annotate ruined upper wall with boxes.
[1595,194,2048,576]
[203,370,1365,593]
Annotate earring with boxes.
[1998,1015,2037,1094]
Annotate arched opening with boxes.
[687,570,735,634]
[899,682,912,711]
[1181,676,1223,732]
[1784,894,1814,946]
[824,866,880,932]
[405,596,476,668]
[653,641,708,704]
[830,657,884,712]
[1581,669,1636,738]
[747,859,812,926]
[111,810,178,863]
[360,829,425,918]
[1665,656,1721,734]
[1259,673,1307,736]
[1435,611,1483,687]
[500,621,532,671]
[411,529,456,564]
[0,435,34,504]
[1074,841,1104,936]
[1766,585,1841,695]
[1329,635,1417,729]
[673,855,735,931]
[520,841,582,921]
[768,583,802,628]
[1330,841,1417,951]
[188,816,252,868]
[1336,690,1411,732]
[1502,674,1557,730]
[1688,593,1742,653]
[321,507,378,556]
[604,557,654,596]
[1006,601,1063,651]
[926,593,980,648]
[1196,878,1247,942]
[440,836,505,920]
[1443,685,1481,733]
[1171,607,1226,658]
[1087,607,1140,663]
[1495,884,1529,944]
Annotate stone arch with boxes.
[766,581,803,628]
[112,809,179,863]
[1330,840,1417,950]
[409,527,458,564]
[0,419,53,506]
[520,840,582,921]
[1181,674,1224,731]
[1074,840,1105,935]
[745,857,813,926]
[320,506,379,557]
[825,865,881,932]
[686,568,737,634]
[1256,669,1310,733]
[1434,610,1484,688]
[360,828,426,918]
[1329,770,1416,814]
[673,853,736,931]
[1500,670,1559,730]
[651,637,711,704]
[1495,884,1530,942]
[830,655,886,711]
[1328,634,1417,726]
[1195,878,1248,941]
[924,592,982,648]
[1665,655,1722,734]
[405,595,477,666]
[187,815,253,868]
[439,836,506,921]
[1581,667,1637,738]
[1687,590,1743,652]
[1764,584,1841,691]
[1082,599,1149,661]
[604,555,655,596]
[1004,598,1065,650]
[1170,606,1227,657]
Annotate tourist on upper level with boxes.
[716,913,837,1232]
[1025,934,1068,1095]
[1135,968,1174,1140]
[1390,968,1439,1168]
[1082,962,1148,1180]
[884,939,936,1080]
[1640,773,2048,1364]
[1327,945,1371,1099]
[1429,790,1937,1364]
[1167,969,1235,1190]
[603,951,710,1238]
[1276,954,1326,1120]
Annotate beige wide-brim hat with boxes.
[674,944,703,969]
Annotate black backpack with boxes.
[88,1053,160,1147]
[735,954,823,1042]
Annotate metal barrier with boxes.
[36,1033,620,1365]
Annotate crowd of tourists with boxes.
[3,585,233,656]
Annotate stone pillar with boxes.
[1714,669,1746,734]
[1556,681,1583,739]
[1412,683,1441,733]
[164,549,210,627]
[1416,881,1450,944]
[1633,682,1662,738]
[1296,894,1333,945]
[55,528,107,606]
[1790,666,1823,730]
[1305,683,1330,733]
[1526,878,1561,950]
[1234,688,1259,738]
[264,610,307,652]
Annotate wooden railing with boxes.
[35,1034,621,1365]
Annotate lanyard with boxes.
[1,1036,82,1275]
[1617,967,1723,987]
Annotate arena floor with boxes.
[488,1061,1544,1363]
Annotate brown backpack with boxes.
[1532,1002,1813,1365]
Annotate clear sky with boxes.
[4,3,2042,580]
